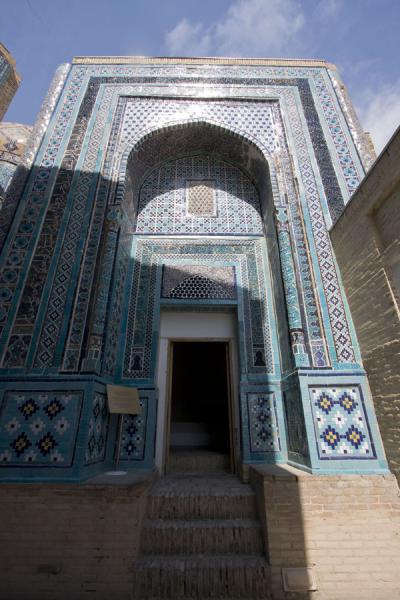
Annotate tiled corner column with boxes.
[80,206,123,373]
[275,207,309,367]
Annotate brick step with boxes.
[147,476,257,520]
[141,518,264,555]
[167,449,230,474]
[133,555,272,599]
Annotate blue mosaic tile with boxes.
[119,397,147,461]
[123,238,274,379]
[85,392,109,465]
[247,392,280,452]
[137,155,263,236]
[0,391,82,466]
[0,72,358,371]
[310,386,376,459]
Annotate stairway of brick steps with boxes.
[166,448,230,474]
[133,451,272,599]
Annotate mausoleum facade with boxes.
[0,56,389,480]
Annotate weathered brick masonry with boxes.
[250,465,400,600]
[0,475,152,600]
[331,127,400,481]
[2,468,399,599]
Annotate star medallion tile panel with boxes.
[0,391,83,466]
[310,386,376,459]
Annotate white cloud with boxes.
[314,0,343,20]
[165,18,212,56]
[356,82,400,153]
[214,0,304,57]
[165,0,305,57]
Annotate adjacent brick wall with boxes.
[330,127,400,481]
[250,465,400,600]
[0,476,152,600]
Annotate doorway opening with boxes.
[168,341,233,472]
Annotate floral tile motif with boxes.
[247,392,280,452]
[310,386,376,459]
[0,391,82,466]
[85,392,109,465]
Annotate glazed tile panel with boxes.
[0,69,361,371]
[85,391,109,465]
[0,60,388,475]
[119,396,147,461]
[310,386,376,459]
[0,391,82,466]
[137,155,263,235]
[122,238,274,379]
[247,392,280,452]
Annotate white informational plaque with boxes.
[106,385,141,415]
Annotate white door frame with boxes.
[155,310,240,473]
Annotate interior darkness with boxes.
[170,342,230,454]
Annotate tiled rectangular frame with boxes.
[0,68,365,373]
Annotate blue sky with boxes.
[2,0,400,152]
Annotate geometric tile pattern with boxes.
[121,96,277,164]
[119,397,147,461]
[271,103,328,367]
[137,155,263,235]
[247,392,280,452]
[310,386,375,459]
[85,392,109,465]
[0,61,383,475]
[32,86,113,369]
[186,179,216,217]
[0,391,82,466]
[102,237,130,377]
[274,88,356,363]
[162,265,236,300]
[110,88,356,365]
[169,275,231,300]
[0,72,359,372]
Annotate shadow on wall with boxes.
[251,465,313,599]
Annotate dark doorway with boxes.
[169,342,231,457]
